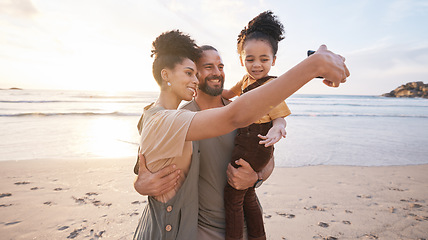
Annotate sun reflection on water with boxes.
[85,117,139,158]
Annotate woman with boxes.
[133,30,349,240]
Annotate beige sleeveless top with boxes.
[139,103,197,203]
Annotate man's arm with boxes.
[226,156,275,190]
[134,153,180,196]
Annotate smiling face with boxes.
[240,39,276,80]
[196,50,225,96]
[163,58,199,101]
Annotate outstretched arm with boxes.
[186,45,349,141]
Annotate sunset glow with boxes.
[1,0,427,95]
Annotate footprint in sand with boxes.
[357,194,372,199]
[67,227,86,239]
[324,237,337,240]
[58,226,69,231]
[304,205,326,211]
[92,200,112,207]
[414,215,428,221]
[72,196,87,204]
[388,187,405,191]
[14,181,30,185]
[400,198,424,203]
[71,196,112,207]
[318,222,329,228]
[363,233,379,239]
[89,229,106,238]
[409,203,423,209]
[407,213,428,221]
[313,234,337,240]
[130,212,139,216]
[5,221,21,226]
[276,212,295,219]
[0,193,12,198]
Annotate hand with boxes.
[226,158,258,190]
[258,125,286,147]
[315,45,350,88]
[134,153,180,197]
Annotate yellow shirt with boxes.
[230,75,291,124]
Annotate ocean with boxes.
[1,89,427,167]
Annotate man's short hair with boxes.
[199,45,218,52]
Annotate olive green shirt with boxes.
[181,99,236,234]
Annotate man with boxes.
[134,45,276,239]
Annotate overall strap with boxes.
[242,76,276,94]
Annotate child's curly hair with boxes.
[151,30,201,86]
[237,11,285,56]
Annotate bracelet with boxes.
[253,172,263,188]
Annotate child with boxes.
[223,11,291,240]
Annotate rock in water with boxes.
[382,81,428,98]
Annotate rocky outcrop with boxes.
[382,81,428,99]
[0,88,23,90]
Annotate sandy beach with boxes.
[0,158,427,240]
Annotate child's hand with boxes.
[258,125,286,147]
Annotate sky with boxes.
[1,0,427,95]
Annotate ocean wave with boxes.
[1,112,427,118]
[0,112,139,117]
[3,100,426,108]
[0,100,152,104]
[291,113,428,118]
[0,100,64,103]
[287,102,428,108]
[74,95,141,99]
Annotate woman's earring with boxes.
[167,82,171,87]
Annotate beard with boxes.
[198,75,224,96]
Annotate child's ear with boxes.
[272,56,277,66]
[239,55,244,66]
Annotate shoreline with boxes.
[2,157,428,168]
[1,158,427,239]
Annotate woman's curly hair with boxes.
[237,11,285,56]
[151,30,201,86]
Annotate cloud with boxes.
[350,41,428,69]
[383,0,428,24]
[344,42,428,94]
